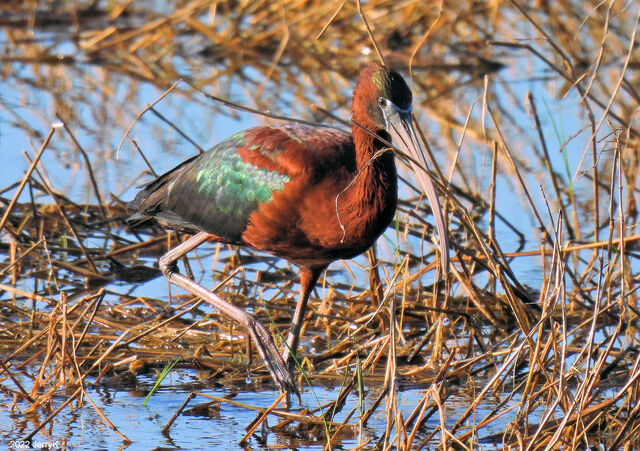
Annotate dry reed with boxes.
[1,0,640,448]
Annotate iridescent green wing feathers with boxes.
[128,127,292,242]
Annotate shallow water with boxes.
[0,365,516,449]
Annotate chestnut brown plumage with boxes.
[128,63,449,401]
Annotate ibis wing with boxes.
[127,124,350,243]
[126,154,201,229]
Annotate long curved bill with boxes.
[384,106,450,274]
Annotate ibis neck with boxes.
[326,119,396,248]
[346,119,397,217]
[352,120,392,171]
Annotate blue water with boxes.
[0,364,515,449]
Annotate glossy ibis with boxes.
[128,63,449,400]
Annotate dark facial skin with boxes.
[364,67,413,129]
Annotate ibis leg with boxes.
[282,267,324,369]
[159,232,299,400]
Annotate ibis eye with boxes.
[378,97,389,108]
